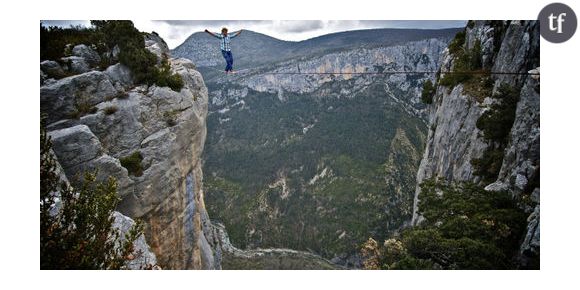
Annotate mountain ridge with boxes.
[171,28,462,75]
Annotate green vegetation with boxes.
[40,23,106,62]
[41,21,183,91]
[490,21,507,55]
[467,20,476,29]
[472,83,520,182]
[104,106,118,115]
[41,122,141,269]
[361,180,528,269]
[421,79,436,104]
[120,151,144,177]
[204,81,427,261]
[447,30,466,56]
[440,39,483,86]
[155,55,184,92]
[221,251,338,270]
[69,93,97,119]
[163,110,179,127]
[91,21,183,91]
[440,36,492,101]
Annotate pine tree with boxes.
[40,121,140,269]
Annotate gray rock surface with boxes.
[112,211,158,269]
[209,38,449,121]
[496,76,540,196]
[105,63,133,88]
[41,36,219,269]
[40,71,118,124]
[48,125,133,196]
[411,21,540,267]
[145,32,170,60]
[61,56,91,74]
[41,60,65,78]
[72,44,101,66]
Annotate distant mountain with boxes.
[171,28,461,73]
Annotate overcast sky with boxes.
[41,20,466,49]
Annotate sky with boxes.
[41,20,467,49]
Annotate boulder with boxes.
[40,71,118,124]
[72,44,101,66]
[40,60,65,78]
[112,211,158,269]
[105,63,133,87]
[48,125,133,196]
[61,56,91,74]
[48,125,103,168]
[145,32,170,61]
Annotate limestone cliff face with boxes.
[411,21,540,267]
[41,34,219,269]
[208,38,450,121]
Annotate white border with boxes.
[1,0,578,289]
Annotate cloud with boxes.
[41,20,467,49]
[153,20,268,27]
[273,20,324,33]
[41,20,90,28]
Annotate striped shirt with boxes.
[211,31,241,51]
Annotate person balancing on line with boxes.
[204,27,242,74]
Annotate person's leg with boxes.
[221,50,228,72]
[228,51,234,72]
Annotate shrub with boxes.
[472,83,519,182]
[104,106,118,115]
[467,20,476,29]
[439,39,485,89]
[163,110,178,127]
[116,90,130,99]
[40,24,106,61]
[476,83,519,143]
[155,55,184,92]
[360,180,528,269]
[421,79,436,104]
[471,148,505,183]
[92,21,183,91]
[120,151,144,176]
[41,121,140,269]
[448,30,466,56]
[42,21,184,91]
[470,40,483,70]
[69,93,97,119]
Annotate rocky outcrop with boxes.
[209,38,450,121]
[411,21,540,266]
[111,212,158,269]
[72,44,101,66]
[41,33,219,269]
[48,125,134,197]
[212,223,339,270]
[40,71,119,124]
[49,155,158,269]
[145,32,170,60]
[41,60,65,79]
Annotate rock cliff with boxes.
[41,34,219,269]
[411,21,540,267]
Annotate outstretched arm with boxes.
[229,30,242,39]
[204,29,221,38]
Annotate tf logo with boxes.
[539,2,577,43]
